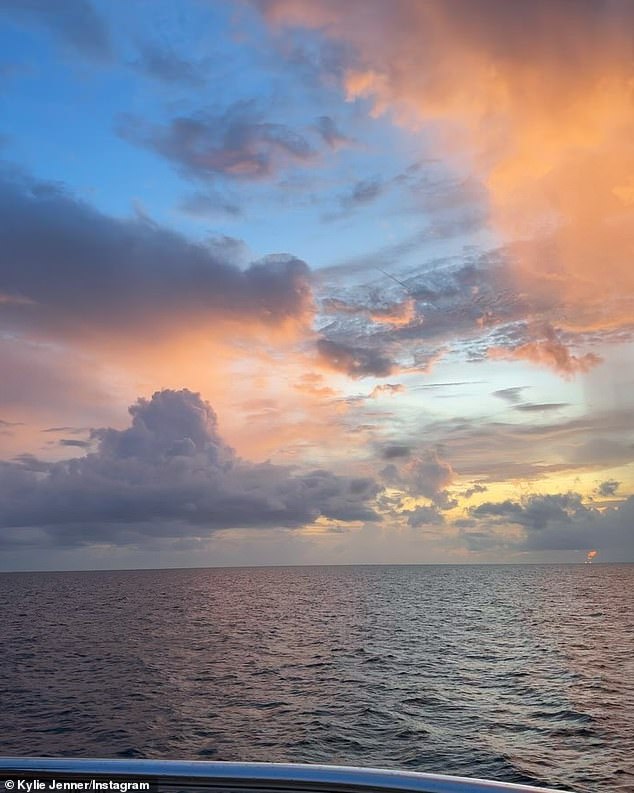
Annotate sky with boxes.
[0,0,633,571]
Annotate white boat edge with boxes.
[0,759,574,793]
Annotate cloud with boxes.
[0,389,382,549]
[472,493,587,531]
[370,298,416,327]
[468,490,634,556]
[406,451,454,497]
[403,504,444,527]
[462,483,487,498]
[409,403,634,485]
[42,426,88,434]
[314,115,351,148]
[340,178,384,209]
[261,0,634,348]
[381,444,410,460]
[514,403,569,413]
[131,43,207,87]
[0,0,111,61]
[521,496,634,555]
[0,169,313,344]
[369,383,404,398]
[492,387,526,404]
[118,100,315,182]
[489,325,602,377]
[292,372,337,399]
[58,439,91,449]
[321,295,416,328]
[315,250,600,385]
[317,338,396,378]
[380,449,456,508]
[597,479,620,497]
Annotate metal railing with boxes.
[0,759,572,793]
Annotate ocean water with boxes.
[1,564,632,792]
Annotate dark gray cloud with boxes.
[467,490,634,556]
[314,116,351,148]
[59,439,91,449]
[0,389,382,549]
[472,493,587,531]
[131,43,207,87]
[42,426,89,435]
[521,496,634,553]
[10,453,50,473]
[462,483,487,498]
[471,499,523,521]
[514,402,569,413]
[0,169,312,342]
[379,463,400,485]
[322,177,387,221]
[493,387,527,404]
[0,0,111,61]
[119,100,315,182]
[317,339,395,378]
[340,178,384,210]
[597,479,620,497]
[381,444,411,459]
[403,505,444,527]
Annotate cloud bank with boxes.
[0,389,382,549]
[465,491,634,556]
[0,170,313,343]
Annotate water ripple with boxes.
[1,564,633,792]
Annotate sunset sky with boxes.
[1,0,633,570]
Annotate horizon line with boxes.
[0,561,628,575]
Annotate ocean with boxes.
[1,564,632,792]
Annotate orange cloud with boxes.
[321,296,416,327]
[370,297,416,327]
[263,0,634,347]
[294,372,338,399]
[488,324,602,377]
[369,383,405,398]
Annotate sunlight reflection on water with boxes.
[1,564,632,792]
